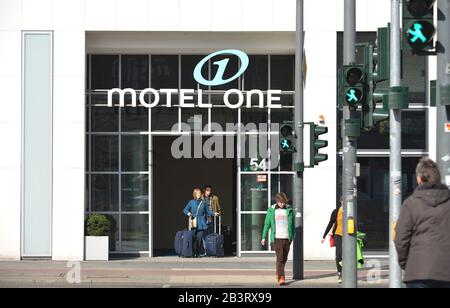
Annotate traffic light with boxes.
[279,121,295,153]
[373,26,390,83]
[366,88,390,127]
[310,124,328,166]
[357,33,391,131]
[342,65,366,107]
[403,0,436,53]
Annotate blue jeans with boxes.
[406,280,450,288]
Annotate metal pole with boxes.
[342,0,358,288]
[389,0,403,288]
[436,0,450,189]
[293,0,304,280]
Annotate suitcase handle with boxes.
[214,215,221,235]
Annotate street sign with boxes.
[257,174,267,183]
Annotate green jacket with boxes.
[262,205,295,243]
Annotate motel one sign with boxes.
[107,49,284,109]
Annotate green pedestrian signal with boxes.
[402,0,436,53]
[406,21,435,49]
[279,121,295,153]
[280,138,293,151]
[342,65,366,108]
[345,88,363,105]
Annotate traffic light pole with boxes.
[342,0,358,288]
[293,0,304,280]
[389,0,403,288]
[436,0,450,189]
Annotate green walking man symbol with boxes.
[409,23,427,43]
[281,139,290,150]
[346,89,358,104]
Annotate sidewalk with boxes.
[0,257,389,288]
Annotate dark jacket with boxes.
[323,208,338,239]
[394,183,450,283]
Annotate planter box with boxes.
[85,236,109,261]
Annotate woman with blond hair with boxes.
[183,188,217,258]
[261,192,295,286]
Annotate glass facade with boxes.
[87,55,150,253]
[86,54,295,254]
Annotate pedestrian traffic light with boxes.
[357,36,391,131]
[310,124,328,166]
[342,65,366,107]
[279,121,295,153]
[403,0,436,53]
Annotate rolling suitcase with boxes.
[175,229,194,258]
[205,216,225,257]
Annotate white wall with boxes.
[52,29,86,260]
[0,0,22,260]
[0,0,394,261]
[302,0,392,260]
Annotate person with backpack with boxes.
[261,192,295,286]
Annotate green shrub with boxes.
[86,215,111,237]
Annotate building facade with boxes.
[0,0,435,261]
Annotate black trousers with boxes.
[193,229,205,257]
[334,235,343,273]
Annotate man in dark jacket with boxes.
[394,158,450,288]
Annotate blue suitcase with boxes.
[205,216,225,257]
[175,230,194,257]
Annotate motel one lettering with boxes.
[107,49,283,109]
[106,49,282,167]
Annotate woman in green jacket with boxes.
[261,192,295,286]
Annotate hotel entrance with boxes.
[152,136,237,256]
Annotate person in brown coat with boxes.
[394,158,450,288]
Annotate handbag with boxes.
[189,201,203,230]
[329,234,335,248]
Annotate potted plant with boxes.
[85,214,111,261]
